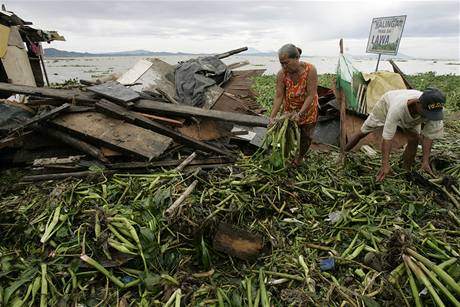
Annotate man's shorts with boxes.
[360,114,420,135]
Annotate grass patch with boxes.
[253,72,460,115]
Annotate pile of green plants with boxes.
[1,120,459,305]
[0,72,459,306]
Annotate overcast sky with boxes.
[3,0,460,59]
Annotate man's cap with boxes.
[419,88,446,121]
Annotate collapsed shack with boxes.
[0,6,64,87]
[0,47,273,179]
[0,8,422,182]
[0,50,434,181]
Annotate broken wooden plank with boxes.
[223,92,260,115]
[33,164,84,173]
[134,111,184,127]
[12,146,81,164]
[156,87,200,123]
[216,69,266,115]
[133,99,268,127]
[228,60,250,70]
[177,119,232,141]
[100,147,122,157]
[216,47,248,59]
[213,223,264,261]
[174,152,197,172]
[203,85,224,110]
[388,59,414,89]
[1,46,36,86]
[0,82,98,104]
[156,88,179,104]
[117,58,176,99]
[21,170,116,182]
[165,180,198,216]
[107,156,233,170]
[25,97,65,107]
[96,99,233,157]
[67,106,95,113]
[51,111,173,160]
[116,59,153,85]
[38,126,109,163]
[32,155,83,167]
[87,80,140,104]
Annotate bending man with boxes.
[345,88,445,181]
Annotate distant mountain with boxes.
[43,48,195,57]
[44,48,95,57]
[44,47,276,58]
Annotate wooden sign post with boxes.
[337,39,347,161]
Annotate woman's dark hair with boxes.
[278,44,302,58]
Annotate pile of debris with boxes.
[0,47,281,181]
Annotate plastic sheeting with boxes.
[0,103,32,136]
[362,71,407,111]
[174,56,231,107]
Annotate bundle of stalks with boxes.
[254,115,300,170]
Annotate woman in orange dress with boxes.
[269,43,319,165]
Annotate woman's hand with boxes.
[291,112,300,122]
[291,111,303,123]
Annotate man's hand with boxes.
[376,163,392,182]
[420,161,435,177]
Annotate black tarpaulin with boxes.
[174,56,231,107]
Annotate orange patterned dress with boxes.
[283,62,319,125]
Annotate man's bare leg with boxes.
[345,131,369,152]
[402,132,419,170]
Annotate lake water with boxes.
[44,55,460,84]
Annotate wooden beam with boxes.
[38,126,109,163]
[216,47,248,59]
[228,60,250,70]
[21,170,116,182]
[96,99,234,157]
[0,82,97,104]
[174,152,197,172]
[133,99,268,127]
[107,156,233,170]
[87,81,140,104]
[338,38,347,160]
[212,223,264,261]
[133,111,184,127]
[165,180,198,216]
[388,59,414,89]
[51,112,172,160]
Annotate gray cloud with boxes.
[2,1,459,58]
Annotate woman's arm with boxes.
[298,64,318,117]
[269,70,285,120]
